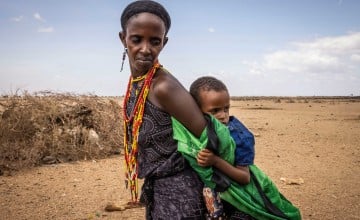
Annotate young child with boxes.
[189,76,301,220]
[190,76,255,219]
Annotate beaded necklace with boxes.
[123,61,161,202]
[131,73,147,83]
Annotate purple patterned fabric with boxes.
[126,92,206,219]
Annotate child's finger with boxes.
[197,157,206,167]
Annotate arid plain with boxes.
[1,97,359,220]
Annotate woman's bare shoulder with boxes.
[152,68,183,98]
[150,67,206,136]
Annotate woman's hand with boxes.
[197,149,219,167]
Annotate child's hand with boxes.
[197,149,218,167]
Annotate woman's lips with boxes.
[135,59,153,67]
[134,59,153,71]
[136,57,152,62]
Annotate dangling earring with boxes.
[120,48,128,72]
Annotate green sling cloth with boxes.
[172,117,301,220]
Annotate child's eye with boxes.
[210,107,229,115]
[210,108,222,115]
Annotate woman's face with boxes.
[120,12,167,76]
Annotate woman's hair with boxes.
[121,0,171,34]
[190,76,228,106]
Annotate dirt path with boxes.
[1,99,359,220]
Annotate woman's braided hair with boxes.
[121,0,171,34]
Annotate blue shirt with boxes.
[228,116,255,166]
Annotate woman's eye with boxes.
[130,36,141,44]
[151,39,161,46]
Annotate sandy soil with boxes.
[1,98,359,220]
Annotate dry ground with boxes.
[1,98,359,220]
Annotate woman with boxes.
[119,1,207,219]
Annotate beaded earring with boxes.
[120,48,128,72]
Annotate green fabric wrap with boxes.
[172,116,235,189]
[172,117,301,220]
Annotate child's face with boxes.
[199,90,230,124]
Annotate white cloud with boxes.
[264,49,340,73]
[37,27,54,33]
[294,32,360,54]
[208,27,215,33]
[350,54,360,62]
[237,32,360,95]
[241,60,265,76]
[11,15,23,22]
[34,12,46,22]
[246,32,360,76]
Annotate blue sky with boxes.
[1,0,359,96]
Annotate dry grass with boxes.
[0,91,123,173]
[230,96,360,103]
[1,93,359,174]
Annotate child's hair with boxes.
[189,76,228,106]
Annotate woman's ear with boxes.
[163,37,168,47]
[119,31,126,47]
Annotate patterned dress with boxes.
[125,84,206,219]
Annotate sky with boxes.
[1,0,360,96]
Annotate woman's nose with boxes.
[140,42,150,54]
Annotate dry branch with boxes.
[0,91,123,172]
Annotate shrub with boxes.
[0,91,123,172]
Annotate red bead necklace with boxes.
[122,61,161,202]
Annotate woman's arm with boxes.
[197,149,251,185]
[149,69,206,137]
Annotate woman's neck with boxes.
[131,71,147,78]
[131,73,147,83]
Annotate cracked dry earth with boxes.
[1,99,359,220]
